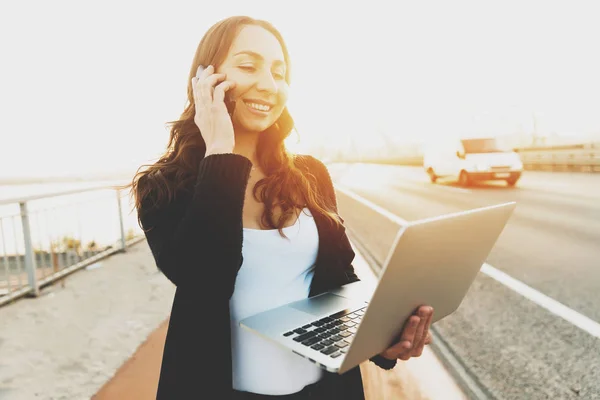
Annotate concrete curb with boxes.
[429,326,495,400]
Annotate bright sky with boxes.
[1,0,599,178]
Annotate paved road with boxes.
[329,164,600,400]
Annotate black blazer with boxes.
[139,153,396,399]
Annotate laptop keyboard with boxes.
[282,306,367,359]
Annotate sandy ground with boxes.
[0,239,465,400]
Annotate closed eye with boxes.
[239,65,285,80]
[238,65,256,73]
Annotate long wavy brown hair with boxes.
[119,16,341,237]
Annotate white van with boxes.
[423,137,523,186]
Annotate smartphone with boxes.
[225,94,236,116]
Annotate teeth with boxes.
[246,102,271,112]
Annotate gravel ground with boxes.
[0,241,175,400]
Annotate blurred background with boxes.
[1,1,599,399]
[2,0,599,181]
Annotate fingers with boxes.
[422,307,433,343]
[412,306,434,357]
[191,76,201,109]
[424,332,433,345]
[380,335,413,360]
[213,80,236,104]
[200,72,226,103]
[196,64,208,79]
[196,64,214,82]
[400,315,420,348]
[395,313,425,360]
[412,308,428,349]
[383,315,420,359]
[191,65,226,108]
[192,65,208,108]
[386,306,435,361]
[379,314,419,359]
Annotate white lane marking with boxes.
[481,263,600,339]
[335,184,408,225]
[335,184,600,340]
[431,184,472,194]
[335,163,472,194]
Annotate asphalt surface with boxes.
[329,164,600,400]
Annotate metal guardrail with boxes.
[515,144,600,172]
[0,184,143,307]
[332,142,600,173]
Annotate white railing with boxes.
[0,185,143,306]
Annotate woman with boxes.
[127,15,434,399]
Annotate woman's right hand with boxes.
[191,65,237,156]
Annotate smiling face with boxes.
[217,25,289,133]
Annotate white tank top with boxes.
[229,208,324,395]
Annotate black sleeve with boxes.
[305,156,359,283]
[138,153,252,298]
[368,353,398,370]
[305,156,398,371]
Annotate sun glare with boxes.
[1,2,599,178]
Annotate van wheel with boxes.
[506,178,519,186]
[427,168,437,183]
[458,170,470,186]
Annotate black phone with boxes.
[225,94,236,116]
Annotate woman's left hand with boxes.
[379,305,434,361]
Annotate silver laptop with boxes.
[239,202,516,374]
